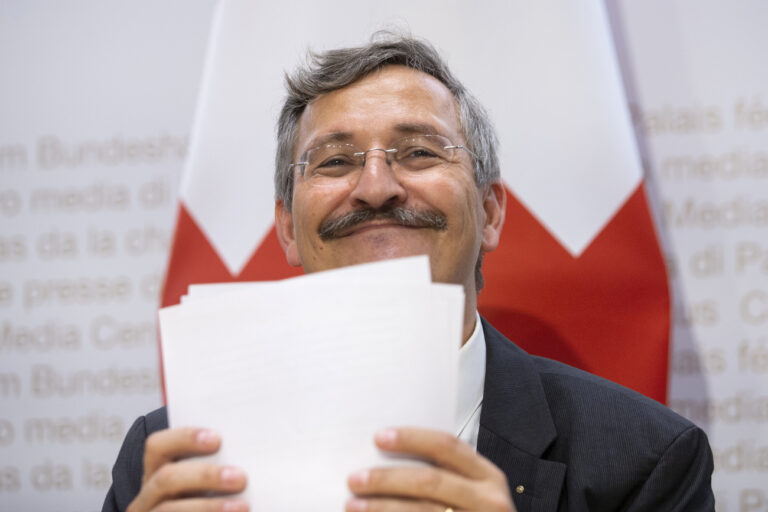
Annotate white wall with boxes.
[618,1,768,508]
[0,2,214,510]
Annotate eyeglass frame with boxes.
[287,134,477,179]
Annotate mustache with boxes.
[318,206,447,241]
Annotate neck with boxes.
[462,289,478,346]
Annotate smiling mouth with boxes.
[338,221,422,238]
[318,206,447,241]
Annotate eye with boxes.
[402,147,438,159]
[396,143,446,171]
[310,154,357,178]
[318,156,354,168]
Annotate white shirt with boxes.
[454,312,486,449]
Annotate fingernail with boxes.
[196,429,220,447]
[347,498,368,511]
[221,467,245,484]
[375,428,397,447]
[348,469,370,486]
[222,500,248,512]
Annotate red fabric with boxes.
[161,203,303,308]
[479,184,670,403]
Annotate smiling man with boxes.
[104,35,714,512]
[275,63,504,343]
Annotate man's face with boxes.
[275,65,504,295]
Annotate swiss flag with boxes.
[161,1,670,404]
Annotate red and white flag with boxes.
[161,1,670,403]
[476,4,670,403]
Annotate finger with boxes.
[348,466,477,510]
[129,461,246,512]
[143,428,221,481]
[149,497,249,512]
[346,497,448,512]
[374,428,500,480]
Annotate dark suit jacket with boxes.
[103,319,714,511]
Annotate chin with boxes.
[355,249,424,265]
[345,228,433,257]
[338,244,430,267]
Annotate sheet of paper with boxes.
[159,258,463,511]
[183,254,431,303]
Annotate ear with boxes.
[274,201,302,267]
[480,182,506,252]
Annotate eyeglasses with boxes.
[289,134,475,187]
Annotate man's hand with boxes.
[346,427,516,512]
[126,427,248,512]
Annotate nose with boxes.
[349,149,407,209]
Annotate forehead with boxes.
[295,65,462,152]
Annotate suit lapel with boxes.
[478,319,566,512]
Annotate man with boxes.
[104,34,714,512]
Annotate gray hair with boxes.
[274,33,500,210]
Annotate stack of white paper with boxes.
[158,255,464,510]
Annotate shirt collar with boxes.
[454,312,486,436]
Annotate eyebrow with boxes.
[391,123,440,136]
[301,123,444,154]
[302,132,355,154]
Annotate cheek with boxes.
[403,175,479,233]
[451,187,486,251]
[292,188,342,240]
[293,207,320,246]
[431,178,481,229]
